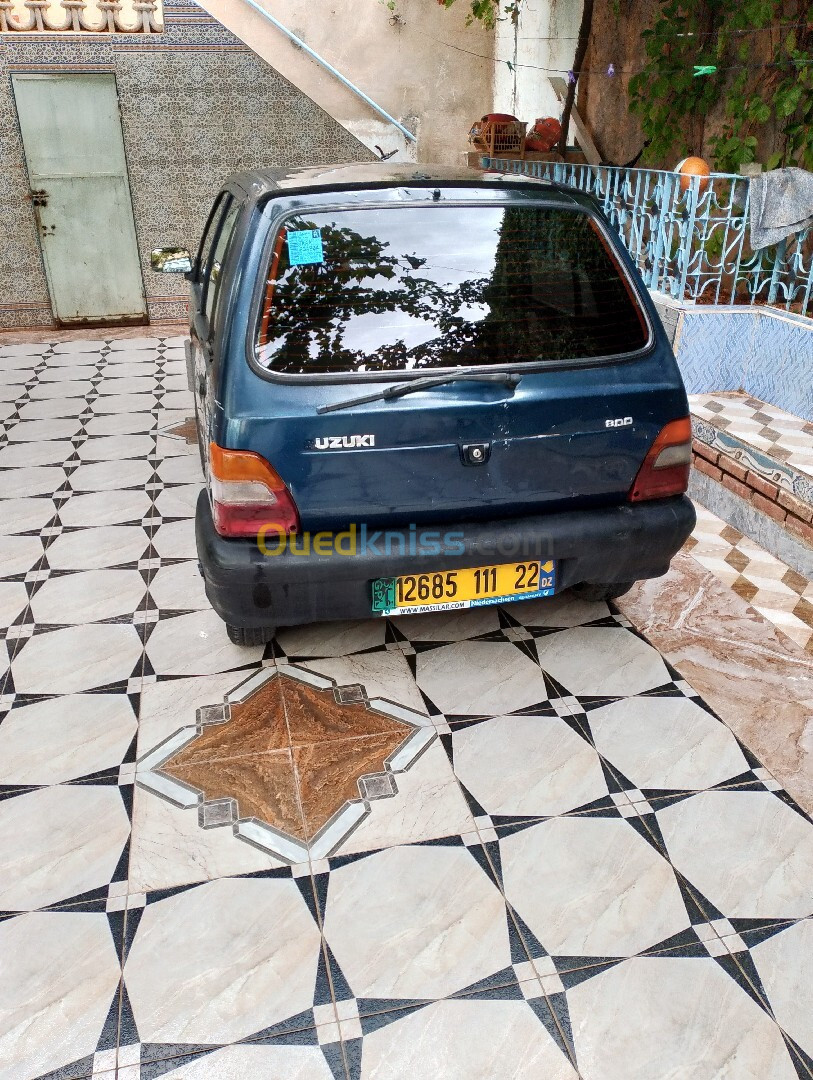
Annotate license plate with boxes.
[371,560,556,616]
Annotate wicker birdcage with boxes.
[468,114,527,158]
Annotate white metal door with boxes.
[12,73,147,325]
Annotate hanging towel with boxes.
[750,167,813,249]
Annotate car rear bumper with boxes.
[195,490,696,629]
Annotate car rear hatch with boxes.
[223,191,688,532]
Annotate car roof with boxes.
[222,161,588,208]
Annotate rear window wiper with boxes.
[317,371,522,414]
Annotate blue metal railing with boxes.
[483,157,813,319]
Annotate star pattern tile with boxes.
[160,416,199,444]
[138,668,429,862]
[1,335,813,1080]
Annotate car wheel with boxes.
[226,624,276,646]
[571,581,635,602]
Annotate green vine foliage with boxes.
[438,0,521,30]
[629,0,813,171]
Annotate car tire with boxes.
[571,581,635,602]
[226,624,276,646]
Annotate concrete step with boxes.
[689,392,813,578]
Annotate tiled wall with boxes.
[745,312,813,421]
[673,309,752,395]
[654,298,813,423]
[0,0,371,328]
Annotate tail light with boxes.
[209,443,300,538]
[628,417,692,502]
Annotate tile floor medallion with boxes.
[158,416,199,445]
[0,336,812,1079]
[137,667,433,862]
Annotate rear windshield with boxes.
[256,204,648,375]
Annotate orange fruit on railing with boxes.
[675,156,711,193]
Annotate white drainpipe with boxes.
[240,0,417,147]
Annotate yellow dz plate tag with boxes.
[371,560,556,616]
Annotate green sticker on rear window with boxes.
[287,229,324,266]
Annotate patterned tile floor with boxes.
[690,392,813,477]
[1,337,813,1080]
[685,505,813,653]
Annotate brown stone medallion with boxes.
[137,666,434,861]
[160,416,199,444]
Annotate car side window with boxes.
[204,200,241,324]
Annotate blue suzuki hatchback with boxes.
[153,163,695,644]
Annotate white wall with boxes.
[195,0,494,165]
[493,0,583,126]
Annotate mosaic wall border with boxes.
[692,416,813,504]
[0,304,55,328]
[147,297,189,323]
[692,437,813,527]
